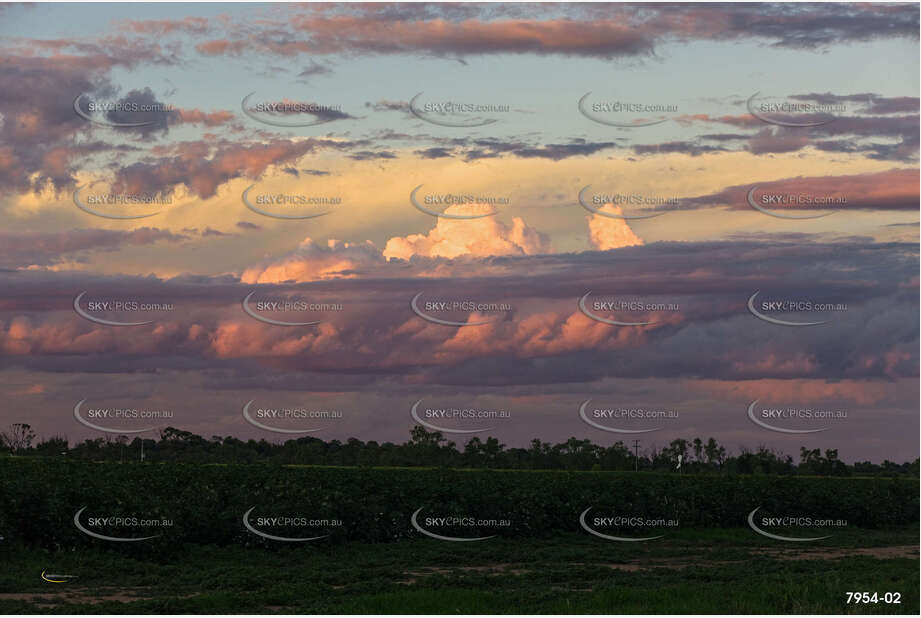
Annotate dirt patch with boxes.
[752,545,918,561]
[600,545,919,571]
[398,546,919,583]
[0,587,196,608]
[400,563,530,584]
[0,589,150,606]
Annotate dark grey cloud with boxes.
[0,228,187,269]
[0,239,915,385]
[633,141,729,156]
[348,150,397,161]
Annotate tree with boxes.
[1,423,36,453]
[34,435,68,456]
[704,437,725,468]
[667,438,689,466]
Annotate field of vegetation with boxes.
[1,458,917,550]
[0,457,918,613]
[1,527,918,614]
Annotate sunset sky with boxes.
[0,2,917,462]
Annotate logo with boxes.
[242,507,329,542]
[746,92,835,128]
[746,186,837,220]
[577,185,670,220]
[41,571,77,583]
[241,291,321,327]
[578,291,656,326]
[410,292,500,327]
[408,92,501,128]
[409,185,498,219]
[747,507,832,542]
[73,291,154,327]
[579,507,664,542]
[578,400,662,434]
[746,399,829,434]
[747,291,830,327]
[73,399,158,435]
[242,400,323,434]
[577,92,671,128]
[240,92,342,127]
[410,507,496,542]
[410,400,496,434]
[73,93,173,128]
[73,507,161,542]
[241,184,334,220]
[72,183,165,220]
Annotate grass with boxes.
[0,528,916,614]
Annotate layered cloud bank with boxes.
[1,239,915,384]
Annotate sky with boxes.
[0,2,918,462]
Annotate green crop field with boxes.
[0,459,917,613]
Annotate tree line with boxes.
[1,423,917,476]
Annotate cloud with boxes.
[687,378,892,407]
[296,60,333,80]
[185,4,918,59]
[240,238,383,284]
[177,108,237,127]
[119,17,211,36]
[112,137,342,199]
[0,238,915,385]
[789,93,918,115]
[348,150,397,161]
[462,138,620,162]
[587,205,644,250]
[383,204,551,260]
[673,104,919,161]
[197,17,655,59]
[632,141,729,157]
[685,168,919,211]
[0,228,186,269]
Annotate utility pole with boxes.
[140,438,145,462]
[632,439,640,472]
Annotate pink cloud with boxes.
[384,204,551,260]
